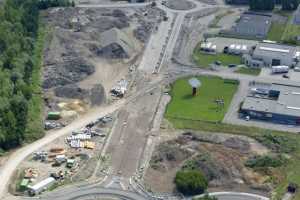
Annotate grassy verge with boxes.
[234,67,261,76]
[209,10,234,28]
[267,22,286,41]
[24,20,47,142]
[165,76,238,122]
[193,51,242,68]
[282,23,300,45]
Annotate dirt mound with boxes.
[144,132,271,194]
[90,84,106,106]
[43,58,95,89]
[150,141,193,171]
[54,85,89,99]
[54,84,106,106]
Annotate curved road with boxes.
[195,192,269,200]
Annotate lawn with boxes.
[193,52,242,68]
[165,76,238,122]
[282,23,300,44]
[267,22,286,41]
[234,67,261,76]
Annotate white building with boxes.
[28,177,56,195]
[243,42,300,68]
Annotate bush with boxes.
[175,170,208,195]
[255,133,298,153]
[245,155,287,168]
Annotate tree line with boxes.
[249,0,300,11]
[0,0,73,152]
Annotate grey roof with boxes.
[294,5,300,25]
[253,42,297,60]
[100,28,134,57]
[233,12,272,38]
[242,83,300,117]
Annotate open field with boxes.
[267,22,286,41]
[193,52,242,68]
[165,76,238,122]
[282,23,300,44]
[234,67,261,76]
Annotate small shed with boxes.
[47,112,61,120]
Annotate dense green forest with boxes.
[0,0,73,152]
[249,0,300,11]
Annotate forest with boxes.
[249,0,300,11]
[0,0,72,152]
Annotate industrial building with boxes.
[222,12,272,39]
[240,83,300,125]
[243,42,300,68]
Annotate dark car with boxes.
[282,74,290,79]
[228,64,237,68]
[215,61,222,66]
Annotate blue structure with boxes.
[240,83,300,125]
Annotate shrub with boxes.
[245,155,287,168]
[255,133,298,153]
[175,170,208,195]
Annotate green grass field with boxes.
[165,76,238,122]
[193,52,242,68]
[282,23,300,44]
[267,22,286,41]
[234,67,261,76]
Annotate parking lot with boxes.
[260,67,300,82]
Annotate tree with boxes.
[175,170,208,195]
[282,0,299,10]
[249,0,275,10]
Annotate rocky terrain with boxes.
[41,5,164,116]
[144,132,271,195]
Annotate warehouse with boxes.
[224,12,272,39]
[240,83,300,125]
[243,42,300,67]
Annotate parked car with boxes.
[282,74,290,79]
[215,61,221,65]
[228,64,237,68]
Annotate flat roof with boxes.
[242,83,300,117]
[253,42,297,58]
[234,12,272,37]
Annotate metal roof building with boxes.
[243,42,300,67]
[241,83,300,125]
[232,12,272,39]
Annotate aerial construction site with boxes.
[1,0,300,200]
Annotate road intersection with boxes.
[0,1,273,200]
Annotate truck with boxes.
[47,112,61,120]
[271,65,289,74]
